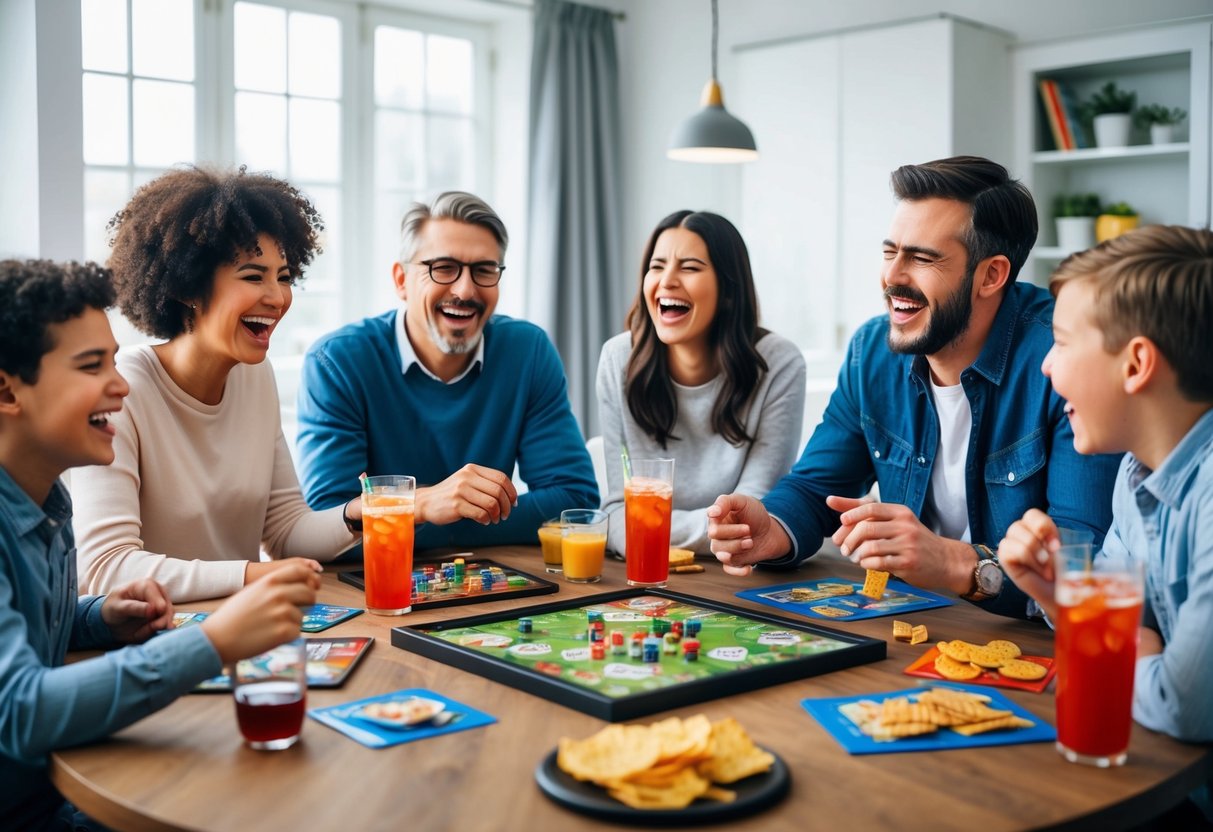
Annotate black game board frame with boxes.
[338,558,558,611]
[391,587,886,721]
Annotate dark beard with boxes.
[886,266,975,356]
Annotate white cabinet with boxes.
[1013,20,1212,285]
[732,15,1012,362]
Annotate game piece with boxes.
[643,636,660,663]
[610,631,626,656]
[686,618,702,636]
[860,569,890,600]
[653,618,670,635]
[671,620,684,637]
[629,632,644,660]
[683,639,701,662]
[519,617,533,634]
[662,632,678,655]
[591,642,606,661]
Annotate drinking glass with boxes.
[560,509,608,583]
[537,518,565,573]
[233,638,307,751]
[625,458,674,587]
[362,475,415,615]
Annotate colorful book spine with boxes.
[1038,79,1074,151]
[1057,82,1089,149]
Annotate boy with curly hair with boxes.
[0,259,319,830]
[999,225,1213,747]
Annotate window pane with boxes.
[375,27,423,109]
[82,73,129,165]
[375,190,414,306]
[274,292,340,358]
[81,0,127,73]
[133,79,195,167]
[132,0,193,81]
[304,184,340,291]
[426,115,473,190]
[288,12,340,99]
[426,35,472,114]
[289,98,339,181]
[235,2,286,93]
[84,168,130,262]
[375,110,422,189]
[235,91,287,175]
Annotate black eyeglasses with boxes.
[415,258,506,287]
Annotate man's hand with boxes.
[997,508,1060,619]
[202,562,321,664]
[415,463,518,526]
[707,494,792,576]
[245,558,323,585]
[827,496,974,593]
[101,578,175,644]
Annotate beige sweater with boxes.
[72,346,358,602]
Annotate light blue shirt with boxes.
[1099,407,1213,742]
[0,464,221,829]
[395,306,484,385]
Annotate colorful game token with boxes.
[629,632,644,660]
[610,630,626,656]
[662,632,678,655]
[683,638,701,662]
[653,618,670,635]
[591,642,606,661]
[518,617,533,634]
[686,618,702,636]
[643,636,660,663]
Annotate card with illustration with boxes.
[193,637,373,692]
[904,645,1055,693]
[736,577,953,621]
[308,688,495,748]
[301,603,364,633]
[170,611,210,629]
[802,683,1055,755]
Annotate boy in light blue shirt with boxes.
[998,226,1213,818]
[0,260,320,830]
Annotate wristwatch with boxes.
[961,543,1004,602]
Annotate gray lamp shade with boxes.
[667,80,758,163]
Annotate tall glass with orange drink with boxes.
[1054,548,1144,767]
[361,475,415,615]
[625,458,674,587]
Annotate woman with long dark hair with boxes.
[596,210,805,554]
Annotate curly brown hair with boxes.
[106,165,324,339]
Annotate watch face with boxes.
[977,561,1004,595]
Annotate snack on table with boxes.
[933,639,1044,682]
[860,569,889,600]
[997,658,1048,681]
[557,715,774,810]
[841,686,1033,742]
[892,620,912,642]
[934,654,983,681]
[668,548,696,567]
[909,625,929,645]
[792,583,853,603]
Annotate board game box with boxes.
[391,588,885,721]
[339,557,558,611]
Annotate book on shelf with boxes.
[1038,79,1074,151]
[1056,83,1089,149]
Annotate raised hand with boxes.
[998,508,1060,619]
[706,493,791,576]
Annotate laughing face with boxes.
[1042,279,1128,455]
[395,218,500,371]
[881,198,977,356]
[192,233,293,366]
[10,307,129,473]
[643,227,719,353]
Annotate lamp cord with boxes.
[710,0,718,81]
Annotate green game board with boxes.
[392,589,885,721]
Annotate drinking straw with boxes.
[359,472,372,494]
[620,444,633,481]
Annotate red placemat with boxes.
[904,645,1055,693]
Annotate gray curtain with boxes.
[527,0,625,439]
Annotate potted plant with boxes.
[1053,193,1101,252]
[1079,81,1136,148]
[1133,103,1187,145]
[1095,202,1139,243]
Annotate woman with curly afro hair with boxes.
[71,166,363,602]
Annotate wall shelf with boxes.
[1032,143,1189,165]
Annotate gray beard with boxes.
[428,318,481,355]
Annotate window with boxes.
[79,0,490,364]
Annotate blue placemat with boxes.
[309,688,495,748]
[802,683,1055,754]
[737,577,952,621]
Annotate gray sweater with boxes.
[595,331,806,554]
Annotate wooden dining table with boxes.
[52,546,1210,832]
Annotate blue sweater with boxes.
[297,311,599,549]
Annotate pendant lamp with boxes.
[667,0,757,163]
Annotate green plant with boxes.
[1133,103,1187,128]
[1101,201,1137,217]
[1079,81,1137,121]
[1053,193,1101,218]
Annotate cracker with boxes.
[936,640,977,663]
[998,658,1048,681]
[810,605,854,618]
[860,569,889,600]
[869,721,939,741]
[950,715,1035,736]
[967,646,1010,669]
[910,624,929,645]
[668,548,696,566]
[892,620,913,642]
[934,653,983,681]
[984,639,1023,659]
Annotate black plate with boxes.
[534,746,790,825]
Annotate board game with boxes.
[736,577,953,621]
[339,557,558,611]
[391,588,885,721]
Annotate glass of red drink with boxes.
[362,475,416,615]
[233,638,307,750]
[625,458,674,587]
[1054,544,1144,767]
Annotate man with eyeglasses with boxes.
[296,191,598,549]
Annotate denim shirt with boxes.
[1100,408,1213,742]
[762,282,1121,619]
[0,465,220,830]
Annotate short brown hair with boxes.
[1050,225,1213,402]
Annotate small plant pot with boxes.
[1150,124,1175,145]
[1093,113,1132,148]
[1055,217,1096,252]
[1095,214,1139,243]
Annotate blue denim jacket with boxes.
[762,282,1122,618]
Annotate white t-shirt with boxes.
[926,379,972,543]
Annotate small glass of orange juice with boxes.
[538,518,565,573]
[560,509,608,583]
